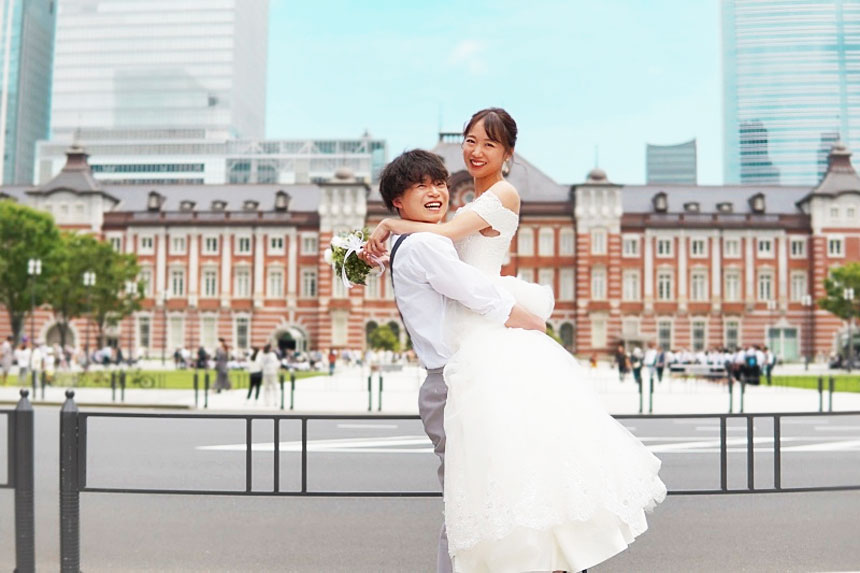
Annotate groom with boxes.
[374,149,545,573]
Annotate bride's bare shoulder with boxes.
[488,180,520,212]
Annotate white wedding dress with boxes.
[443,186,667,573]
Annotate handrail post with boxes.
[367,373,372,412]
[111,371,116,402]
[59,390,81,572]
[818,375,824,412]
[279,373,285,411]
[290,372,295,411]
[637,376,643,414]
[728,375,734,414]
[828,375,835,412]
[204,371,210,409]
[14,389,35,572]
[378,373,384,412]
[40,370,46,401]
[648,374,654,414]
[740,378,746,413]
[193,370,199,409]
[120,371,126,403]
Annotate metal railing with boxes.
[3,390,35,573]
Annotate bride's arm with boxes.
[364,211,487,257]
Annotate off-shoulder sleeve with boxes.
[468,191,519,233]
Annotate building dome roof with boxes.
[586,167,608,182]
[334,167,354,180]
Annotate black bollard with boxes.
[59,390,81,572]
[193,370,199,408]
[378,374,384,412]
[637,377,643,414]
[740,378,746,413]
[120,371,126,403]
[648,375,654,414]
[14,389,35,572]
[290,372,295,411]
[728,376,734,414]
[204,371,210,409]
[30,369,37,397]
[111,371,117,402]
[829,375,835,412]
[367,374,372,412]
[279,373,285,411]
[40,370,46,401]
[818,376,824,413]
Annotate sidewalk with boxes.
[2,363,859,414]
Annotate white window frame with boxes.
[724,269,741,302]
[301,268,318,298]
[301,233,319,256]
[365,273,380,300]
[201,268,218,298]
[203,235,219,255]
[169,268,186,298]
[690,269,708,301]
[234,267,251,298]
[757,270,774,301]
[723,238,741,258]
[166,314,185,351]
[139,235,155,254]
[517,267,534,283]
[137,314,152,351]
[622,269,640,301]
[690,238,708,258]
[269,235,285,254]
[622,235,640,257]
[591,266,607,300]
[657,319,673,350]
[236,235,252,255]
[725,319,740,350]
[170,235,187,255]
[139,267,153,297]
[657,269,673,301]
[656,237,673,258]
[591,228,607,255]
[267,267,284,298]
[757,238,774,258]
[108,235,122,252]
[591,316,607,349]
[559,229,575,256]
[538,228,554,257]
[559,268,574,301]
[789,237,806,258]
[200,314,218,352]
[790,271,807,302]
[332,275,348,299]
[234,315,251,351]
[691,319,707,352]
[517,228,534,256]
[827,236,845,258]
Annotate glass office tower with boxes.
[0,0,56,184]
[646,139,698,184]
[51,0,268,140]
[723,0,860,184]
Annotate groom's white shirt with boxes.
[391,232,515,370]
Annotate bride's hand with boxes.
[365,219,392,258]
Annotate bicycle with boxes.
[124,367,156,389]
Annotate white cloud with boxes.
[447,40,489,75]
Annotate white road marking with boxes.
[198,435,433,454]
[813,426,860,431]
[695,426,749,432]
[336,423,399,429]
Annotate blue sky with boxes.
[266,0,723,185]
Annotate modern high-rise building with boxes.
[646,139,697,184]
[0,0,56,184]
[50,0,268,140]
[722,0,860,185]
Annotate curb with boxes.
[0,400,192,410]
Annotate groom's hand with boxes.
[505,304,546,333]
[365,219,393,258]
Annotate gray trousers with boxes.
[419,367,452,573]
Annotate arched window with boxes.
[560,323,575,352]
[365,321,378,346]
[387,321,400,341]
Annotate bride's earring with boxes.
[502,158,512,176]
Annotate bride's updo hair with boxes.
[463,108,517,153]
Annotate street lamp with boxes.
[125,280,136,365]
[844,287,856,373]
[27,258,41,391]
[801,294,813,371]
[83,271,96,370]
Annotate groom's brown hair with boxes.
[378,149,449,213]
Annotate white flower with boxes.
[323,248,333,264]
[331,236,348,249]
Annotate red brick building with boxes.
[2,140,858,362]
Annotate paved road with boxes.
[1,408,859,571]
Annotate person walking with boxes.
[15,342,31,387]
[261,344,280,407]
[644,342,658,387]
[246,347,263,403]
[614,344,629,383]
[213,338,231,393]
[1,336,12,385]
[764,346,776,385]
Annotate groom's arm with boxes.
[406,234,545,332]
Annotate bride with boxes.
[366,108,666,573]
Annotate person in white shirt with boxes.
[15,343,31,385]
[369,149,545,573]
[763,346,776,385]
[260,344,280,407]
[30,343,45,387]
[1,336,12,385]
[643,342,658,385]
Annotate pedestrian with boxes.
[631,347,644,386]
[213,338,231,392]
[261,344,280,407]
[1,336,12,385]
[195,346,208,370]
[29,342,44,388]
[644,342,658,386]
[44,347,56,386]
[764,346,776,385]
[614,344,629,383]
[15,342,31,386]
[655,345,666,383]
[328,348,337,376]
[246,347,262,402]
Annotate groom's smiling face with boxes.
[393,176,449,223]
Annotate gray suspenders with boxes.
[388,233,410,289]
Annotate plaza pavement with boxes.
[2,361,859,415]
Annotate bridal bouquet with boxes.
[324,229,384,288]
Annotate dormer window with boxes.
[243,200,259,211]
[179,200,196,212]
[274,190,291,212]
[147,191,164,212]
[652,192,668,213]
[717,202,733,213]
[684,202,700,213]
[211,200,227,211]
[749,193,766,213]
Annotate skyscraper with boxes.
[0,0,56,184]
[646,139,697,184]
[50,0,268,140]
[722,0,860,185]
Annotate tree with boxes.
[545,322,563,346]
[368,324,401,352]
[819,262,860,352]
[84,241,144,348]
[0,202,61,344]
